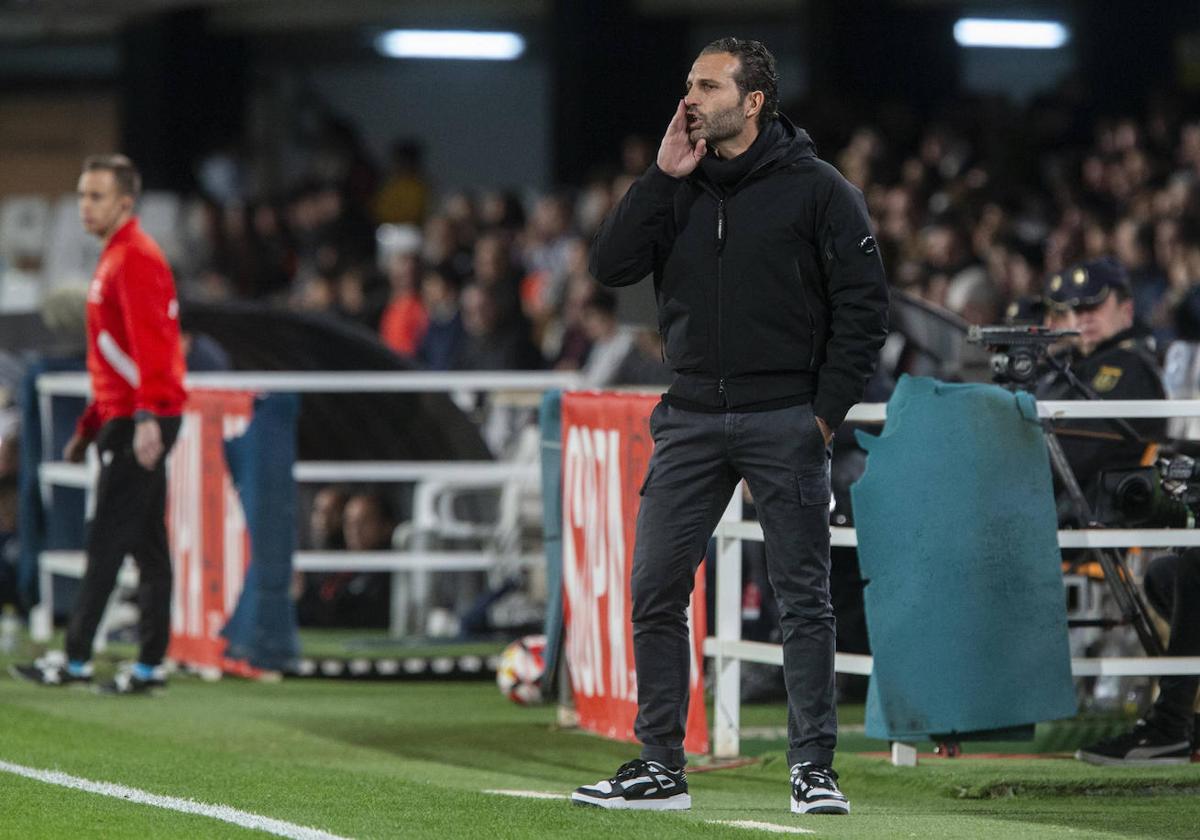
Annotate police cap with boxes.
[1044,257,1131,311]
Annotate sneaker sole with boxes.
[7,664,91,687]
[1074,749,1190,767]
[792,797,850,815]
[95,686,167,697]
[571,792,691,810]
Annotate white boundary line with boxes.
[0,759,351,840]
[483,789,567,800]
[481,789,815,834]
[712,821,815,835]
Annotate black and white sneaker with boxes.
[97,666,167,696]
[572,759,690,810]
[790,762,850,814]
[9,661,93,687]
[1075,720,1192,766]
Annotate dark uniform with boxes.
[1047,259,1200,760]
[1038,326,1165,489]
[1036,260,1166,494]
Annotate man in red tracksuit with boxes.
[12,155,187,694]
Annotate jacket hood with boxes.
[770,114,817,166]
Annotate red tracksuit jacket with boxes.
[78,217,187,437]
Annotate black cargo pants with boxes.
[632,399,836,769]
[66,416,182,667]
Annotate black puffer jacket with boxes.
[591,116,889,427]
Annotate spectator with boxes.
[525,235,593,348]
[579,289,635,388]
[308,485,349,551]
[294,484,349,624]
[478,189,526,236]
[472,231,524,327]
[521,194,576,306]
[422,214,473,281]
[417,267,465,371]
[373,140,429,226]
[343,492,395,552]
[302,490,393,628]
[454,284,542,371]
[378,252,428,356]
[335,262,386,331]
[246,201,295,301]
[546,270,597,371]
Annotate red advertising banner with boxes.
[561,392,709,756]
[166,390,255,676]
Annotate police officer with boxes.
[1036,258,1166,493]
[1034,260,1198,764]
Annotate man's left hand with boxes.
[133,417,164,470]
[815,415,834,447]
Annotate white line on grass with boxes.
[482,790,815,834]
[709,820,815,835]
[483,789,568,800]
[0,759,351,840]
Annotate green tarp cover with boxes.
[851,375,1077,740]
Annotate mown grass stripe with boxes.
[0,759,350,840]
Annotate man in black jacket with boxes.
[571,38,889,815]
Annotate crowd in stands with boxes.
[184,129,670,389]
[12,81,1200,635]
[816,84,1200,352]
[181,83,1200,386]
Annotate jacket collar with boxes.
[1089,325,1141,357]
[693,115,818,196]
[103,217,140,254]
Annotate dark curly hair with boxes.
[700,37,779,129]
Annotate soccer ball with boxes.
[496,634,547,706]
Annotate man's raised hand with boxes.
[657,99,707,178]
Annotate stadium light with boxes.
[374,30,526,60]
[953,18,1070,49]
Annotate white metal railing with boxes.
[33,370,580,640]
[35,370,582,396]
[36,373,1200,758]
[709,398,1200,762]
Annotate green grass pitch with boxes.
[1,637,1198,839]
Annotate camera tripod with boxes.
[1037,351,1164,656]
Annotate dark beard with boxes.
[694,101,746,149]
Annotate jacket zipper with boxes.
[716,198,727,406]
[807,310,817,369]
